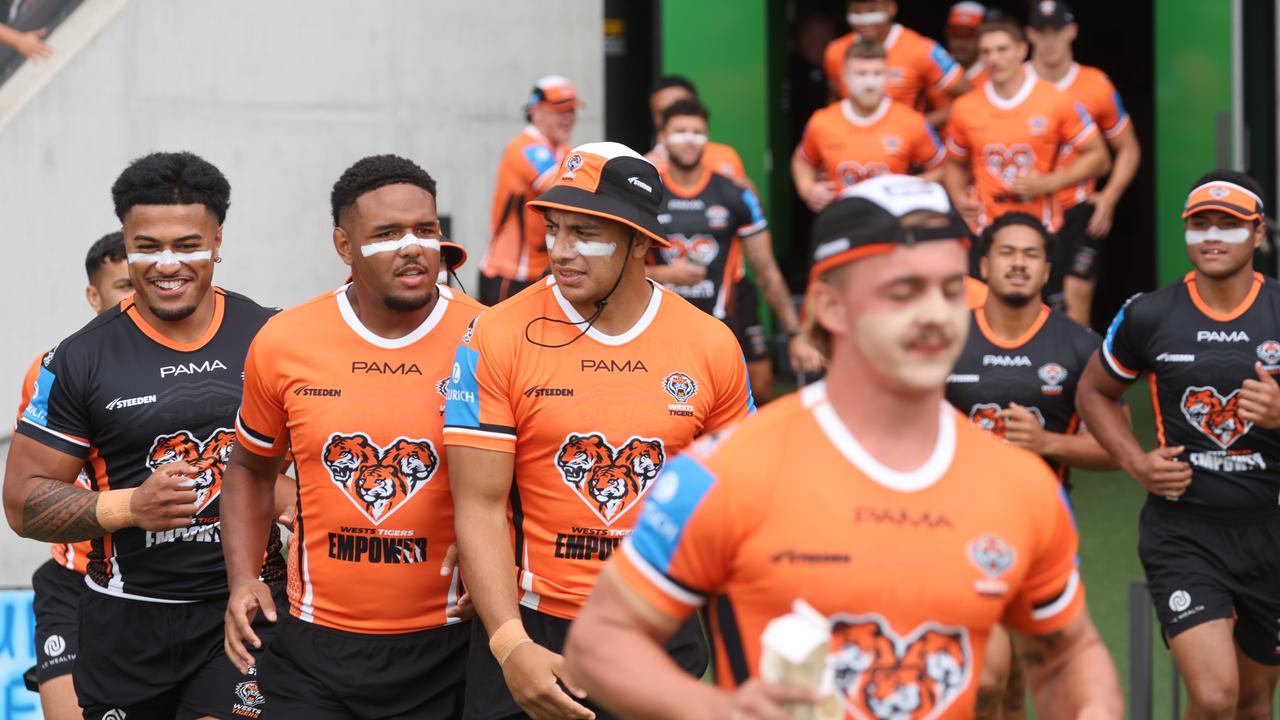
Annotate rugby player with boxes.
[1078,170,1280,720]
[564,174,1123,720]
[945,2,986,80]
[4,151,286,719]
[444,142,754,720]
[646,75,750,184]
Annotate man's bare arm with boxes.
[5,433,103,541]
[1013,610,1124,719]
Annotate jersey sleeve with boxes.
[442,314,518,453]
[911,117,946,171]
[945,109,971,160]
[1095,74,1131,140]
[923,40,963,94]
[1059,97,1099,150]
[16,342,92,458]
[1002,483,1085,636]
[704,349,755,434]
[523,142,561,192]
[1100,294,1148,382]
[795,114,823,167]
[732,186,768,238]
[822,38,846,94]
[612,453,735,620]
[235,332,289,457]
[14,354,41,429]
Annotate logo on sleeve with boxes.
[1180,386,1250,449]
[321,433,439,524]
[462,316,479,344]
[146,428,236,514]
[554,433,666,525]
[827,614,971,720]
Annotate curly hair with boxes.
[111,151,231,223]
[330,154,437,226]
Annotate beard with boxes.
[383,286,437,312]
[150,302,199,321]
[995,289,1037,308]
[669,150,704,172]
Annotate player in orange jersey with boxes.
[222,155,479,717]
[943,19,1110,238]
[946,2,986,80]
[793,38,946,214]
[1027,0,1142,325]
[823,1,969,126]
[564,174,1123,720]
[646,75,750,185]
[445,142,754,720]
[480,76,580,305]
[16,232,131,720]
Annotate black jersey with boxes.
[17,288,284,601]
[946,305,1099,483]
[1103,272,1280,512]
[653,169,767,319]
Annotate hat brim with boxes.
[1182,200,1261,222]
[441,240,468,271]
[528,186,670,248]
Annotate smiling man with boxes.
[444,142,754,720]
[1078,170,1280,720]
[3,151,285,719]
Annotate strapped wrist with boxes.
[96,488,136,531]
[489,618,534,666]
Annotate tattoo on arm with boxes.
[1019,630,1067,667]
[21,478,105,542]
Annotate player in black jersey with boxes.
[4,151,284,720]
[947,212,1119,720]
[1079,170,1280,719]
[647,98,823,400]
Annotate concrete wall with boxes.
[0,0,604,585]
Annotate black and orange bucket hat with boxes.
[527,75,581,113]
[1182,180,1264,221]
[527,142,670,247]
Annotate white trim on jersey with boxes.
[442,426,518,442]
[841,97,891,127]
[335,283,451,349]
[550,280,664,346]
[810,384,956,493]
[86,571,195,604]
[984,72,1037,111]
[621,539,707,607]
[20,418,90,447]
[1032,569,1080,621]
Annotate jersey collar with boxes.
[984,70,1037,111]
[883,23,903,51]
[841,96,891,127]
[334,283,452,349]
[974,305,1051,350]
[550,279,664,347]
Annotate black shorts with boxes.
[478,274,536,306]
[1138,499,1280,665]
[463,605,708,720]
[32,559,87,685]
[75,586,280,719]
[258,615,470,719]
[727,280,769,363]
[1044,202,1102,308]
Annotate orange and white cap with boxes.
[947,2,986,30]
[1182,180,1264,221]
[527,142,669,247]
[528,75,581,113]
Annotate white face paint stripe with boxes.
[544,237,618,257]
[126,250,212,265]
[360,234,441,257]
[848,10,889,24]
[1186,227,1252,245]
[666,132,708,146]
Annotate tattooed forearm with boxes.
[1019,630,1067,668]
[20,478,105,542]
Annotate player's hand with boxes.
[804,182,838,213]
[1086,192,1116,238]
[712,679,820,719]
[224,579,277,675]
[665,259,708,286]
[501,642,595,720]
[130,462,200,530]
[788,335,824,375]
[11,28,52,59]
[1011,171,1055,198]
[1128,446,1192,499]
[1002,403,1047,454]
[1239,362,1280,429]
[440,544,475,621]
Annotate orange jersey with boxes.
[16,353,91,574]
[1042,63,1131,210]
[649,140,748,183]
[824,24,964,107]
[442,279,754,619]
[796,98,945,187]
[482,126,567,282]
[946,74,1098,230]
[614,382,1083,718]
[236,284,484,634]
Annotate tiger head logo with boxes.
[967,404,1045,439]
[981,143,1036,187]
[321,433,439,524]
[146,428,235,513]
[234,680,265,708]
[829,614,971,720]
[1258,340,1280,366]
[1180,386,1250,450]
[554,433,666,525]
[662,372,698,404]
